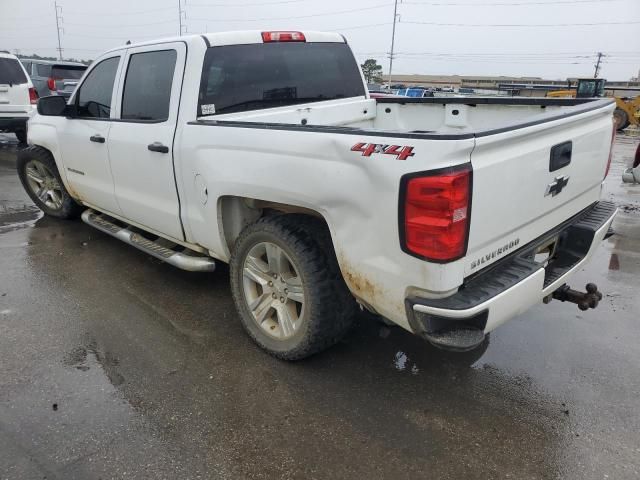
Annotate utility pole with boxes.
[387,0,399,89]
[593,52,604,78]
[178,0,184,36]
[54,0,63,60]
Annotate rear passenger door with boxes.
[107,43,185,240]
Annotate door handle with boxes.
[148,142,169,153]
[550,141,572,172]
[90,135,105,143]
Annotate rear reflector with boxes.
[261,31,306,42]
[401,165,472,262]
[28,87,38,105]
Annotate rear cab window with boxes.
[0,57,28,85]
[197,42,365,116]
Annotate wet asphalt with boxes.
[0,131,639,480]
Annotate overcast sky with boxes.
[1,0,638,80]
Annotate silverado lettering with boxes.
[470,238,520,270]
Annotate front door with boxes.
[58,55,123,215]
[107,43,185,240]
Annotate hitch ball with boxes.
[550,283,603,311]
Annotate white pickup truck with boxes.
[19,30,617,360]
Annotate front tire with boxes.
[229,215,357,360]
[17,146,83,219]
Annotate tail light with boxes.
[604,120,616,178]
[400,165,472,262]
[28,87,38,105]
[47,77,57,91]
[261,31,305,42]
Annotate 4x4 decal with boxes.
[350,142,415,161]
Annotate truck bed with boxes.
[203,96,612,138]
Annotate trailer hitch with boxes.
[543,283,603,311]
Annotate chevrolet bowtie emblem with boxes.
[545,175,570,197]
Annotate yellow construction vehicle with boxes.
[547,78,639,131]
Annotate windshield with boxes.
[198,42,365,116]
[51,65,86,80]
[0,57,28,85]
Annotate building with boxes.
[383,74,640,96]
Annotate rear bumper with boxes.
[406,201,617,350]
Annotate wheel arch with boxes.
[217,195,335,259]
[25,121,80,201]
[20,142,81,202]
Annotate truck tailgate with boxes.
[465,100,615,276]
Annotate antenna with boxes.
[54,0,64,60]
[387,0,399,89]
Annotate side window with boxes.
[76,56,120,119]
[121,50,177,121]
[36,63,51,77]
[22,61,32,74]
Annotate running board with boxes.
[81,209,216,272]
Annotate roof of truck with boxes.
[201,30,346,46]
[100,30,346,55]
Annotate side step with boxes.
[81,209,216,272]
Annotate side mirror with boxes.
[37,95,69,116]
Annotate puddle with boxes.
[64,342,125,386]
[0,205,43,234]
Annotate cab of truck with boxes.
[575,78,606,98]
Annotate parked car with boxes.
[20,59,87,99]
[0,51,37,143]
[622,142,640,184]
[21,30,617,360]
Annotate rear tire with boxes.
[17,146,83,219]
[613,107,630,131]
[229,215,357,360]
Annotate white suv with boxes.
[0,51,37,143]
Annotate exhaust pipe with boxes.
[543,283,603,311]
